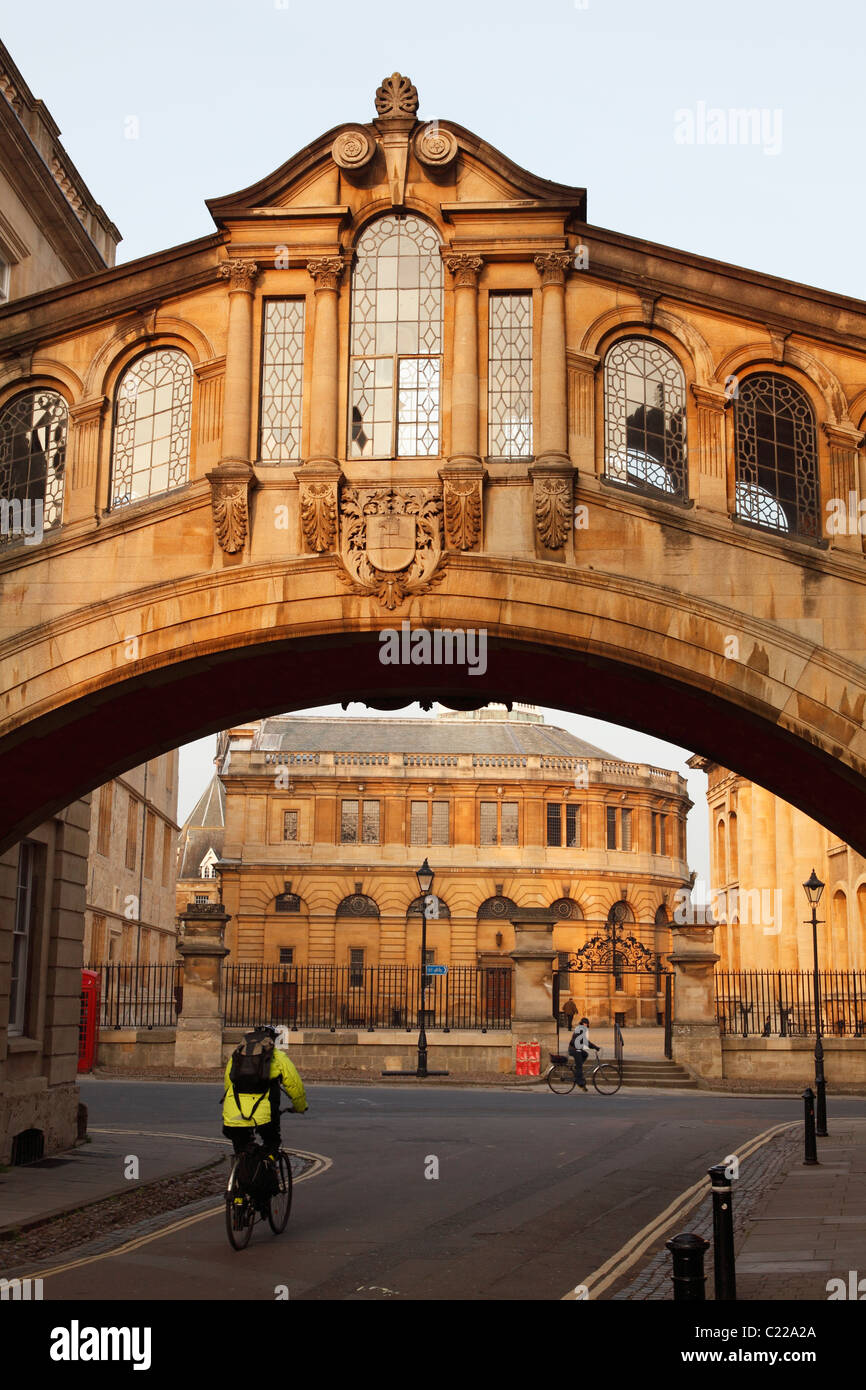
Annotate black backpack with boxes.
[229,1029,275,1119]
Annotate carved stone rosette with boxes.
[306,257,345,293]
[331,126,376,171]
[533,251,572,287]
[217,259,259,294]
[299,478,338,553]
[336,486,446,611]
[444,253,484,289]
[532,472,572,550]
[207,469,253,555]
[413,122,458,168]
[442,475,483,551]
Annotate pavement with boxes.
[608,1116,866,1300]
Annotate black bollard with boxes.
[666,1232,709,1301]
[802,1086,818,1165]
[708,1164,737,1301]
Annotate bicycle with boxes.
[225,1108,294,1251]
[546,1046,622,1096]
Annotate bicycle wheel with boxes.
[267,1152,293,1234]
[225,1163,255,1250]
[592,1062,622,1096]
[547,1063,576,1094]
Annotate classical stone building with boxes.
[191,705,692,1025]
[175,770,225,916]
[0,40,119,1161]
[85,751,180,965]
[689,756,866,977]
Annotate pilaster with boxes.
[690,384,729,513]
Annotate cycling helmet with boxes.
[257,1024,279,1040]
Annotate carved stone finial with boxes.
[217,260,259,293]
[444,253,484,289]
[374,72,418,119]
[533,252,572,287]
[306,257,345,292]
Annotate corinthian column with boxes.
[530,251,574,555]
[439,253,486,551]
[206,259,259,559]
[294,256,345,554]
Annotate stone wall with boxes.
[721,1036,866,1089]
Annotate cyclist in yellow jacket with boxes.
[222,1025,308,1158]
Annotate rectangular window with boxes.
[546,803,562,847]
[143,810,155,879]
[283,810,298,842]
[621,807,633,851]
[566,804,580,848]
[361,800,380,844]
[126,796,140,870]
[431,801,449,846]
[410,800,428,846]
[658,815,666,856]
[340,800,359,844]
[606,806,617,850]
[349,947,364,988]
[279,947,294,965]
[91,913,106,964]
[10,841,36,1034]
[480,801,498,846]
[259,298,305,463]
[651,812,657,855]
[194,893,209,905]
[97,783,113,857]
[501,803,519,846]
[488,293,533,457]
[162,823,172,887]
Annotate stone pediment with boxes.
[205,73,587,227]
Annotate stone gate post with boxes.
[667,922,723,1080]
[509,908,558,1072]
[174,902,230,1070]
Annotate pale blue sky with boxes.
[8,0,863,883]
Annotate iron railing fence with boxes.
[221,964,512,1032]
[715,970,866,1038]
[84,963,183,1029]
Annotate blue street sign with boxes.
[425,964,448,975]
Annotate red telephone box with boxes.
[78,969,100,1073]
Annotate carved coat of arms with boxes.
[337,487,445,610]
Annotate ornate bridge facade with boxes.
[1,73,865,855]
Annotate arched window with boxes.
[716,818,727,884]
[728,811,738,881]
[604,338,687,500]
[0,389,67,543]
[349,214,442,459]
[734,374,818,538]
[110,349,193,509]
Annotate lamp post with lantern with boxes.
[382,858,449,1078]
[803,869,828,1137]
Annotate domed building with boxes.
[180,705,693,1026]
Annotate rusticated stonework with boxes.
[300,480,338,552]
[444,253,483,288]
[443,476,482,550]
[217,259,258,294]
[534,474,571,549]
[374,72,418,119]
[306,257,345,292]
[337,486,445,610]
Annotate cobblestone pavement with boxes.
[608,1123,802,1300]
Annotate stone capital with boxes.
[217,259,259,294]
[443,253,484,289]
[306,256,345,293]
[533,251,572,287]
[690,383,729,413]
[822,420,864,452]
[69,394,108,426]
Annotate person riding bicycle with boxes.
[568,1015,600,1092]
[222,1024,308,1161]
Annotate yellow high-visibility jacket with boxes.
[222,1048,308,1127]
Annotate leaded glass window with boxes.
[501,803,519,846]
[0,390,67,543]
[546,803,562,847]
[410,801,428,845]
[259,299,305,462]
[488,293,532,457]
[734,374,818,538]
[604,338,687,500]
[341,800,358,843]
[431,801,449,846]
[361,800,380,844]
[283,811,298,842]
[110,349,192,509]
[566,804,580,848]
[349,214,442,459]
[480,801,497,846]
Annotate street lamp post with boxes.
[381,858,448,1079]
[803,869,828,1137]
